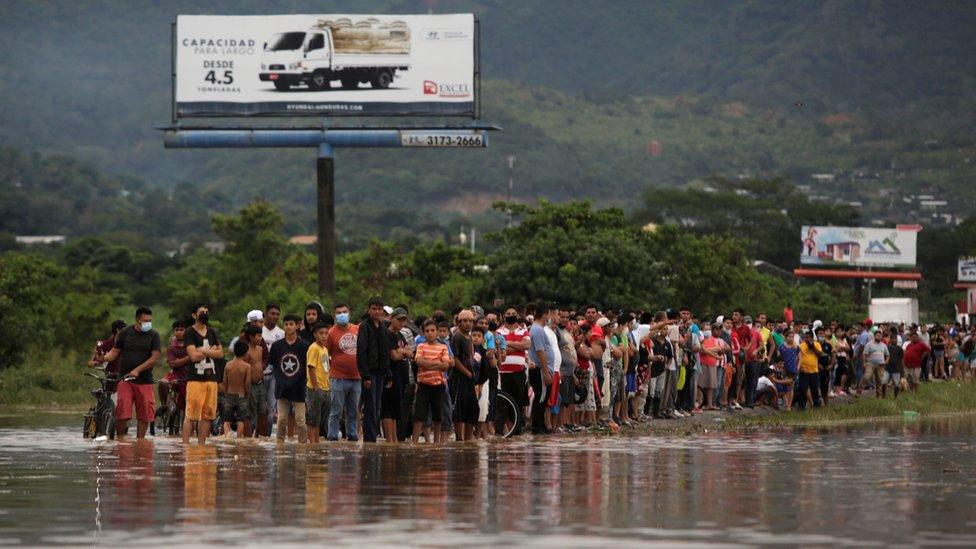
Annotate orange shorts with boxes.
[185,381,218,421]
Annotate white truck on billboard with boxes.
[258,18,411,91]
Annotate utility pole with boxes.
[506,154,516,227]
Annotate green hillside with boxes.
[0,0,974,241]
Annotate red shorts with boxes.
[116,381,155,422]
[548,371,561,407]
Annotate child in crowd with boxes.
[413,321,452,443]
[221,340,252,438]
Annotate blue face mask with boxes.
[336,312,350,326]
[702,330,712,338]
[140,322,152,333]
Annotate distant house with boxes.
[823,241,860,262]
[15,235,65,245]
[811,173,835,182]
[289,235,317,246]
[920,200,948,209]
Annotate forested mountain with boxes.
[1,0,974,240]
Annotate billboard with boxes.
[800,226,917,267]
[174,14,477,117]
[960,256,976,282]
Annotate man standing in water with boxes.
[358,297,391,443]
[99,307,160,439]
[183,303,222,445]
[450,309,479,441]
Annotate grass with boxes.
[728,381,976,429]
[0,349,106,411]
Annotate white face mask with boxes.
[702,330,712,338]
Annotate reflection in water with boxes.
[0,417,975,545]
[182,445,217,525]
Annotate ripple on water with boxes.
[0,417,975,546]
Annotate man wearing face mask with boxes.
[496,307,530,433]
[183,303,223,445]
[325,303,361,441]
[99,307,160,439]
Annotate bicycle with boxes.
[155,380,184,436]
[83,367,118,440]
[492,389,523,438]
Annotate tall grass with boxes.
[0,350,95,410]
[730,381,976,428]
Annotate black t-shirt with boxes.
[184,325,221,383]
[450,331,474,382]
[818,340,833,369]
[269,337,309,402]
[387,329,410,381]
[113,326,161,384]
[887,342,904,374]
[651,338,673,378]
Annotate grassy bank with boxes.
[727,381,976,429]
[0,350,95,411]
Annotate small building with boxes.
[289,235,318,246]
[15,235,65,245]
[823,241,860,262]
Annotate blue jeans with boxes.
[328,378,361,441]
[360,373,383,443]
[713,366,725,404]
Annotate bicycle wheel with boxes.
[83,408,97,439]
[493,390,522,438]
[98,405,116,440]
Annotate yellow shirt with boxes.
[799,341,822,374]
[306,343,331,391]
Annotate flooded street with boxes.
[2,414,976,546]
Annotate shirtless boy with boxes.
[222,340,252,437]
[243,325,269,436]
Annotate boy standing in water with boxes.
[306,322,331,444]
[222,340,252,437]
[413,320,452,443]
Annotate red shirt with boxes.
[165,340,188,381]
[733,325,752,358]
[497,325,529,373]
[325,324,360,380]
[98,336,120,376]
[903,341,931,368]
[581,321,605,346]
[783,307,794,324]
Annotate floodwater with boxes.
[1,415,975,547]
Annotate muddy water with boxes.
[1,414,975,546]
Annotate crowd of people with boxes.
[91,299,976,443]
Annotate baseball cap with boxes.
[744,315,753,324]
[383,305,393,315]
[246,309,264,322]
[596,317,611,328]
[392,307,408,319]
[470,305,485,316]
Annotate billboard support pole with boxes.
[317,143,335,296]
[163,125,498,296]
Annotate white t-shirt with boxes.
[632,324,651,347]
[543,325,561,374]
[262,325,284,347]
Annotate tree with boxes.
[484,201,668,309]
[210,199,289,301]
[634,177,860,269]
